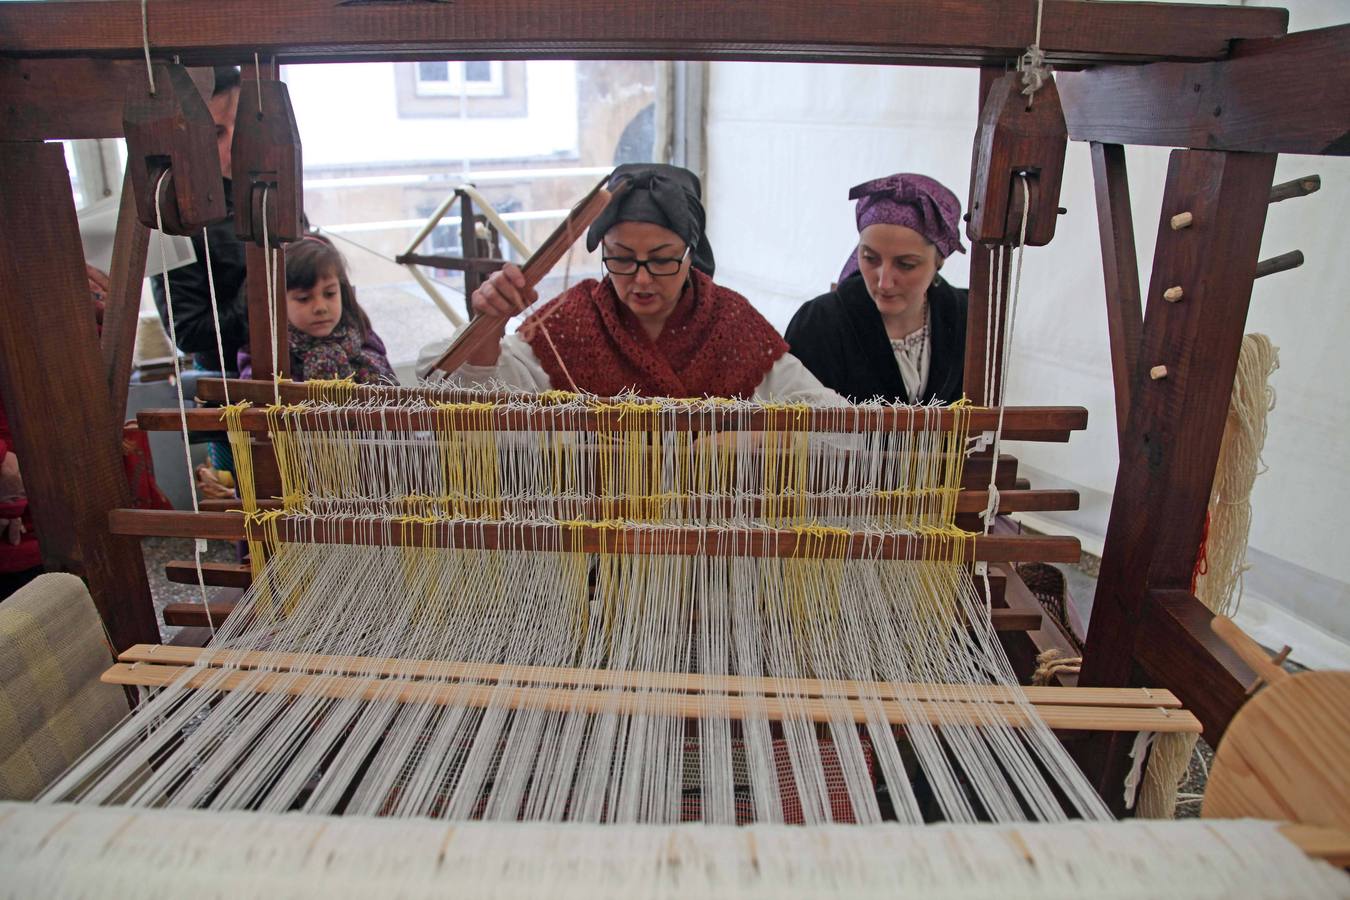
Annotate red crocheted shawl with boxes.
[523,268,787,399]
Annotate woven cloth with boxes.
[0,573,129,800]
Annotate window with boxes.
[414,61,505,98]
[395,61,528,118]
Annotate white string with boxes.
[139,0,155,95]
[253,52,265,115]
[152,171,213,634]
[1020,0,1051,101]
[200,226,231,407]
[260,184,281,404]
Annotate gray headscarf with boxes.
[586,163,715,276]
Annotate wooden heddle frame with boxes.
[0,0,1346,831]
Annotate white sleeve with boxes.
[753,354,849,406]
[420,332,554,392]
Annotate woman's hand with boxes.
[471,264,537,319]
[466,264,538,367]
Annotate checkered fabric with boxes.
[0,574,130,800]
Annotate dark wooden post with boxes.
[101,160,151,416]
[963,66,1013,406]
[0,141,157,649]
[1076,148,1277,809]
[242,56,290,382]
[1089,142,1142,448]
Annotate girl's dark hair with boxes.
[284,234,373,341]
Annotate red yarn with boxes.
[523,268,787,399]
[1190,509,1212,594]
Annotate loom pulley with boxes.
[966,69,1068,248]
[122,62,226,236]
[231,72,303,246]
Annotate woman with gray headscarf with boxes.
[786,173,969,404]
[438,164,841,404]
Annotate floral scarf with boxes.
[288,322,396,384]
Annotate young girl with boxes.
[239,235,396,383]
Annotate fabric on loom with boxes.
[523,269,788,398]
[0,574,128,800]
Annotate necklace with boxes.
[888,297,929,401]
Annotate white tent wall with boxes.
[704,0,1349,668]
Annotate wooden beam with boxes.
[0,58,143,140]
[109,508,1083,563]
[136,403,1090,436]
[1076,148,1277,809]
[962,66,1011,407]
[101,160,151,416]
[163,560,253,589]
[1059,24,1349,156]
[0,141,157,651]
[1090,142,1142,447]
[0,1,1288,67]
[1135,590,1257,746]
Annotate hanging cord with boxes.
[200,227,231,406]
[260,184,282,404]
[139,0,156,95]
[1020,0,1051,104]
[154,172,216,637]
[981,175,1033,536]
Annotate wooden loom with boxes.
[0,0,1346,868]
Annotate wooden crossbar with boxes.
[116,645,1182,710]
[103,656,1199,734]
[136,404,1087,436]
[110,509,1081,562]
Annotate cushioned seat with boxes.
[0,573,130,800]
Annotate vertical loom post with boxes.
[243,57,290,382]
[962,66,1012,406]
[1090,142,1143,448]
[1077,149,1277,810]
[101,159,152,416]
[0,141,157,649]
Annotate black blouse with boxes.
[785,273,967,404]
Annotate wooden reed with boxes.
[109,509,1082,562]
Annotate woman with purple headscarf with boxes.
[786,173,968,404]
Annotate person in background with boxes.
[150,65,249,377]
[2,267,171,600]
[786,173,968,405]
[439,163,842,405]
[239,235,395,384]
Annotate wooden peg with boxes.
[1163,286,1184,302]
[1255,250,1304,279]
[1149,365,1168,380]
[1268,175,1320,204]
[1170,211,1193,230]
[122,63,227,235]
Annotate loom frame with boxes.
[0,0,1346,816]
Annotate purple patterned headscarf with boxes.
[838,173,966,283]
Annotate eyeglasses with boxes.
[601,245,690,277]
